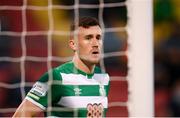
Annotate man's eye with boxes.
[85,36,91,40]
[96,36,101,40]
[97,37,100,40]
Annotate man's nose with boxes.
[91,38,99,47]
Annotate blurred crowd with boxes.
[154,0,180,116]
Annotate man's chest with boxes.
[59,73,109,96]
[55,73,109,108]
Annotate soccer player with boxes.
[13,16,110,117]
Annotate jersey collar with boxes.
[71,61,94,79]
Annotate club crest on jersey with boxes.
[99,85,106,96]
[30,82,48,97]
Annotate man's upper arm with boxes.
[13,68,61,117]
[12,71,50,117]
[12,99,44,117]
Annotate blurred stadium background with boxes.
[154,0,180,116]
[0,0,179,117]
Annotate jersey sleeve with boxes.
[25,68,62,110]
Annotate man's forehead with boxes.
[78,26,102,35]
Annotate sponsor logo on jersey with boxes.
[87,103,103,117]
[30,82,48,97]
[73,87,82,96]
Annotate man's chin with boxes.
[84,59,99,65]
[80,56,100,65]
[90,59,100,64]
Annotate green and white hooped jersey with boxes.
[25,61,110,117]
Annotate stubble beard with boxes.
[80,55,100,66]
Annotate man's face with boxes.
[75,26,102,64]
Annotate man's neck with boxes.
[72,55,95,74]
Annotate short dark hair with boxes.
[70,16,101,32]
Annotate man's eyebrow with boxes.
[85,34,93,37]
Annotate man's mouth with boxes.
[92,51,99,54]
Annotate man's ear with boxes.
[69,39,77,51]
